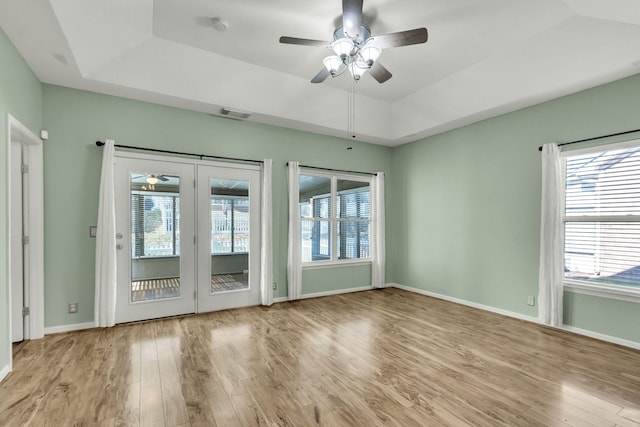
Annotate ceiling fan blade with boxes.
[369,62,392,83]
[157,175,169,182]
[342,0,363,38]
[311,68,331,84]
[367,28,428,49]
[279,36,330,48]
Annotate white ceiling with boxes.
[2,0,640,146]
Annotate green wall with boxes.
[389,73,640,344]
[1,26,638,357]
[302,264,372,295]
[0,28,42,371]
[41,84,391,327]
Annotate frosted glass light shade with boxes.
[331,38,354,59]
[146,176,159,185]
[323,56,342,75]
[360,45,381,66]
[348,61,369,80]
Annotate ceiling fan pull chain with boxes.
[351,79,356,139]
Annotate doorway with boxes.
[114,154,261,323]
[7,115,44,347]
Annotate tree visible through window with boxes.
[131,193,180,257]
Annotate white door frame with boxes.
[114,156,197,323]
[112,151,263,322]
[196,163,262,313]
[6,114,45,366]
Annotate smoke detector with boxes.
[211,17,229,32]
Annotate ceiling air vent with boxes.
[218,108,251,120]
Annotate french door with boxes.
[114,155,261,323]
[197,164,261,312]
[115,157,196,323]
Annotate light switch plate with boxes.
[89,226,97,237]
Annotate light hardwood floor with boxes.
[1,288,639,426]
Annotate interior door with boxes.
[197,164,261,312]
[115,157,196,323]
[10,141,24,342]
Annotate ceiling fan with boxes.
[279,0,428,84]
[132,174,170,184]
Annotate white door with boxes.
[10,141,24,342]
[115,157,196,323]
[196,164,261,312]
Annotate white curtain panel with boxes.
[260,159,274,306]
[94,139,117,327]
[371,172,386,288]
[287,161,302,301]
[538,143,564,327]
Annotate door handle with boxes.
[116,244,123,250]
[116,233,123,239]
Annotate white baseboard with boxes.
[0,364,10,382]
[44,321,96,335]
[389,283,539,323]
[300,285,372,300]
[273,286,373,304]
[390,283,640,351]
[560,325,640,350]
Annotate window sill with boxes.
[132,255,178,260]
[302,260,372,270]
[212,252,248,256]
[564,280,640,303]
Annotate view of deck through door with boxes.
[114,155,261,323]
[197,164,261,312]
[115,157,196,323]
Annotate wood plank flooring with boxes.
[1,288,639,426]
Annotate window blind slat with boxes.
[564,146,640,289]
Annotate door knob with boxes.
[116,233,123,239]
[116,244,123,250]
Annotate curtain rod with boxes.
[538,128,640,152]
[288,162,377,176]
[95,141,263,164]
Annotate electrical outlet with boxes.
[272,282,277,290]
[527,296,535,306]
[68,302,78,313]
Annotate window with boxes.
[131,192,180,257]
[299,172,371,263]
[563,142,640,296]
[210,196,249,253]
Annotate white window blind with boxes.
[564,145,640,289]
[131,192,180,257]
[299,173,371,263]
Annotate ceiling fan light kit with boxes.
[279,0,428,84]
[323,29,383,80]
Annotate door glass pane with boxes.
[130,173,181,302]
[210,178,250,294]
